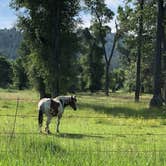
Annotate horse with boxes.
[38,95,77,134]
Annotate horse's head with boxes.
[69,95,77,111]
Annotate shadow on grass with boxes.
[79,103,166,119]
[58,133,104,139]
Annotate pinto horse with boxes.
[38,95,77,134]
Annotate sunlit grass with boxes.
[0,90,166,165]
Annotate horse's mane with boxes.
[54,96,72,107]
[55,96,71,102]
[56,96,71,99]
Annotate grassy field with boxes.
[0,89,166,166]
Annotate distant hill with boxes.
[0,28,121,69]
[0,28,22,59]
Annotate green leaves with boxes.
[84,0,114,24]
[11,0,81,95]
[117,0,157,93]
[0,56,13,88]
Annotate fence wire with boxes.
[0,114,166,118]
[1,150,166,154]
[0,97,166,155]
[0,132,166,136]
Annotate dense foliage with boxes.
[117,0,157,93]
[10,0,81,97]
[0,0,165,106]
[0,56,13,88]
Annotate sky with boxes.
[0,0,124,31]
[0,0,17,29]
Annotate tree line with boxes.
[0,0,165,107]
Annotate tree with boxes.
[150,0,165,107]
[161,2,166,104]
[83,28,104,92]
[117,1,157,95]
[110,68,125,92]
[135,0,144,102]
[0,56,13,88]
[89,45,104,92]
[84,0,119,96]
[11,0,80,97]
[12,57,28,90]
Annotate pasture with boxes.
[0,89,166,166]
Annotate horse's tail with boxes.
[38,108,43,128]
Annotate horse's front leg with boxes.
[56,115,62,133]
[45,116,52,134]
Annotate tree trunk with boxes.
[89,43,95,93]
[161,3,166,104]
[105,64,110,96]
[105,33,118,96]
[51,1,61,97]
[37,77,46,99]
[150,0,164,107]
[135,0,144,102]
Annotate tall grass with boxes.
[0,90,166,166]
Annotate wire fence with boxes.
[0,114,166,118]
[1,132,166,137]
[1,150,166,154]
[0,98,166,155]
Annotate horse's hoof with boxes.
[45,129,51,134]
[47,131,51,134]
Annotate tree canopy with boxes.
[1,0,164,106]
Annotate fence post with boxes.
[9,98,19,143]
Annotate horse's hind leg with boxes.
[38,108,43,133]
[45,116,52,134]
[56,115,62,133]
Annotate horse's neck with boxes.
[60,98,69,108]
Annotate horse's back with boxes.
[38,98,51,111]
[38,98,63,115]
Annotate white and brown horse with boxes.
[38,95,77,134]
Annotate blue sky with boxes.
[81,0,124,32]
[0,0,17,29]
[0,0,124,30]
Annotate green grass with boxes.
[0,90,166,166]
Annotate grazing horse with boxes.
[38,95,77,134]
